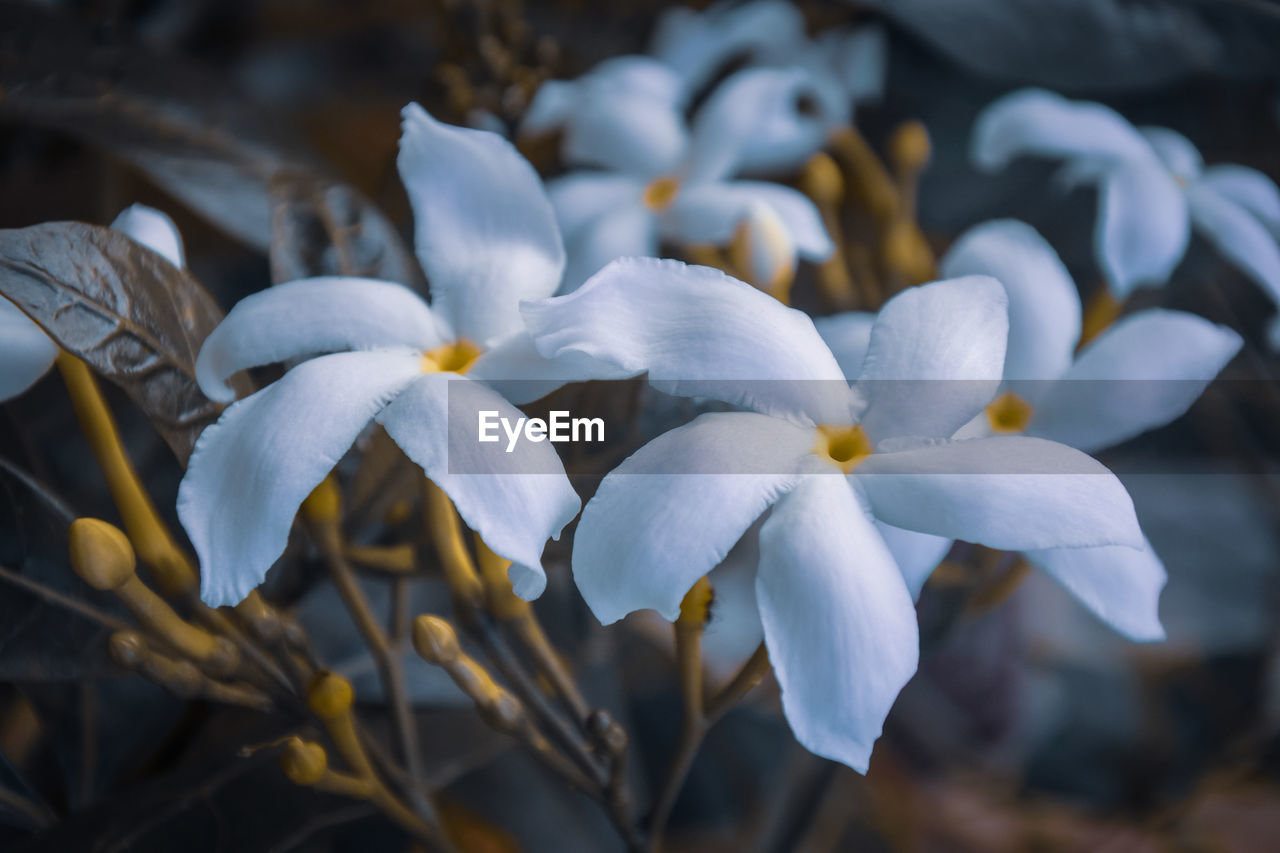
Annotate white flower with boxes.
[521,259,1145,771]
[1,205,185,400]
[547,67,834,291]
[971,89,1280,335]
[844,218,1242,641]
[651,0,887,173]
[178,104,622,608]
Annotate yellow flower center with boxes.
[642,176,681,211]
[814,425,873,474]
[422,339,483,374]
[985,391,1034,434]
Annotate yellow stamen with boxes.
[814,425,873,474]
[985,391,1034,434]
[643,176,681,211]
[422,339,483,374]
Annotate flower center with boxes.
[642,176,681,211]
[422,339,483,374]
[985,391,1033,434]
[814,425,873,474]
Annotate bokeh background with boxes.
[2,1,1280,850]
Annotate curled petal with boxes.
[822,25,888,104]
[0,298,58,401]
[856,275,1008,442]
[1023,539,1166,642]
[662,181,833,260]
[522,257,856,425]
[1095,159,1189,296]
[855,435,1143,551]
[377,374,581,600]
[111,204,185,269]
[1029,309,1241,453]
[1186,183,1280,309]
[179,350,424,606]
[195,277,447,403]
[940,220,1080,383]
[971,88,1154,172]
[572,412,812,624]
[398,103,565,344]
[757,474,918,772]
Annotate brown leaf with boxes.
[0,221,250,464]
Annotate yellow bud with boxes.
[889,121,931,171]
[301,477,341,524]
[478,690,525,733]
[677,576,714,628]
[881,221,936,286]
[307,671,355,718]
[800,152,845,206]
[413,615,461,666]
[69,517,137,590]
[281,737,328,785]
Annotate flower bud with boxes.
[889,120,931,171]
[281,737,328,786]
[800,152,844,207]
[307,671,354,718]
[69,518,137,590]
[413,615,462,666]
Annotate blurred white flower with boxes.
[546,67,833,291]
[845,219,1242,641]
[523,260,1146,771]
[972,89,1280,339]
[178,104,620,608]
[0,204,185,401]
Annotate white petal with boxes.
[179,350,424,606]
[0,298,58,401]
[756,475,918,772]
[1137,126,1203,182]
[521,80,577,136]
[650,0,807,93]
[571,412,812,624]
[1028,309,1241,453]
[1095,160,1190,296]
[376,374,581,601]
[548,173,646,244]
[1186,183,1280,308]
[823,25,888,104]
[1023,538,1166,642]
[662,181,833,259]
[562,89,688,179]
[560,205,658,294]
[939,220,1080,383]
[467,329,634,405]
[522,257,856,425]
[110,204,185,268]
[971,88,1154,172]
[685,68,829,184]
[398,103,565,344]
[876,521,952,601]
[813,312,876,379]
[855,436,1143,550]
[855,276,1008,441]
[1198,164,1280,238]
[195,277,446,403]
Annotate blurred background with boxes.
[2,1,1280,850]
